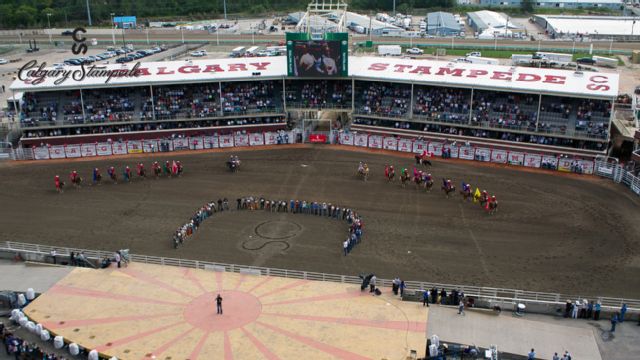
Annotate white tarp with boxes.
[491,149,508,163]
[96,142,112,156]
[524,153,542,168]
[64,144,81,158]
[33,146,50,160]
[219,134,234,148]
[340,132,355,146]
[80,143,96,157]
[383,137,398,151]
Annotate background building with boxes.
[534,15,640,40]
[467,10,523,37]
[425,12,462,36]
[479,0,622,8]
[113,16,137,29]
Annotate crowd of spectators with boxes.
[20,92,58,127]
[471,91,537,131]
[22,116,286,138]
[82,88,136,124]
[356,82,411,117]
[286,80,352,109]
[2,322,68,360]
[221,81,281,115]
[413,86,470,124]
[154,84,220,120]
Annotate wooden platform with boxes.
[24,263,428,359]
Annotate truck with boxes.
[466,56,499,65]
[378,45,402,56]
[245,46,260,56]
[534,52,572,63]
[230,46,245,57]
[511,54,533,66]
[592,55,618,68]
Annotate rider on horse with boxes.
[442,179,456,197]
[92,168,101,184]
[137,163,145,178]
[176,161,183,176]
[152,161,161,177]
[70,170,81,187]
[479,190,489,207]
[108,166,117,183]
[385,165,395,182]
[54,175,64,193]
[164,161,172,176]
[123,166,132,182]
[488,195,498,214]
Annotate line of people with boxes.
[54,160,184,193]
[173,199,229,249]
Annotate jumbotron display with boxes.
[286,32,348,77]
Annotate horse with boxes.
[460,186,472,201]
[441,179,456,198]
[422,176,434,191]
[71,175,82,188]
[400,172,411,188]
[488,200,498,215]
[108,168,118,184]
[137,165,146,178]
[357,164,369,181]
[385,166,395,182]
[415,154,433,167]
[413,174,423,190]
[227,159,240,172]
[152,164,161,178]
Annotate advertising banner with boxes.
[234,133,249,147]
[355,133,368,147]
[96,143,112,156]
[204,136,219,149]
[219,134,234,148]
[65,144,81,158]
[264,132,277,145]
[249,133,265,146]
[33,146,50,160]
[142,140,158,153]
[80,143,96,157]
[190,137,204,150]
[474,148,491,162]
[428,142,443,156]
[172,138,189,151]
[309,134,327,143]
[490,149,508,164]
[579,160,594,175]
[112,142,127,155]
[524,153,542,168]
[383,137,398,151]
[397,138,412,152]
[558,158,573,172]
[339,132,354,146]
[368,135,383,149]
[412,140,426,154]
[507,151,524,166]
[444,144,459,159]
[127,140,143,154]
[49,145,65,159]
[458,146,474,160]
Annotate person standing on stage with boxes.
[216,294,223,315]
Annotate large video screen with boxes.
[287,33,348,77]
[291,40,343,77]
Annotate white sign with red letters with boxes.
[428,142,443,156]
[339,132,354,146]
[112,142,127,155]
[444,144,459,158]
[368,135,383,149]
[355,133,368,147]
[524,153,542,168]
[96,143,112,156]
[508,151,525,166]
[80,143,96,157]
[143,140,158,153]
[412,140,426,154]
[475,148,491,162]
[49,145,65,159]
[264,132,277,145]
[65,144,81,158]
[234,133,249,147]
[491,149,508,163]
[383,137,398,151]
[249,133,264,146]
[172,138,189,150]
[33,146,50,160]
[219,134,234,148]
[458,146,473,160]
[190,137,204,150]
[397,138,412,152]
[127,140,143,154]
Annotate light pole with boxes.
[85,0,92,26]
[46,13,52,45]
[223,0,227,20]
[110,13,115,45]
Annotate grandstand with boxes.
[10,56,618,152]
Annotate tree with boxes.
[521,0,534,13]
[14,5,38,27]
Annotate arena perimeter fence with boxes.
[2,241,638,313]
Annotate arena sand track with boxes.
[1,146,639,298]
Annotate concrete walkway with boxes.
[0,261,72,293]
[427,305,640,360]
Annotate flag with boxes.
[172,161,178,175]
[473,188,481,203]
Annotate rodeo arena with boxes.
[2,3,640,360]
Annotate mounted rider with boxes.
[123,166,132,182]
[92,168,101,184]
[54,175,64,193]
[108,166,117,182]
[137,163,145,177]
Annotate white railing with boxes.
[1,240,638,311]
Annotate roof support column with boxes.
[282,77,287,113]
[149,85,156,121]
[11,90,18,117]
[535,93,542,132]
[218,81,224,117]
[606,97,615,145]
[409,82,414,120]
[468,88,474,125]
[351,78,355,114]
[79,89,86,124]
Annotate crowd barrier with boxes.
[1,241,638,313]
[338,131,596,174]
[14,130,296,161]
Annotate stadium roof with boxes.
[467,10,522,30]
[537,15,638,36]
[11,56,618,99]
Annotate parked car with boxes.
[64,59,82,66]
[0,59,8,65]
[406,47,423,55]
[116,56,133,63]
[61,30,73,36]
[576,57,596,65]
[466,51,481,57]
[190,50,207,57]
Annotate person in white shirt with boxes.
[343,240,348,256]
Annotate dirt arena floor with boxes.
[1,145,639,298]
